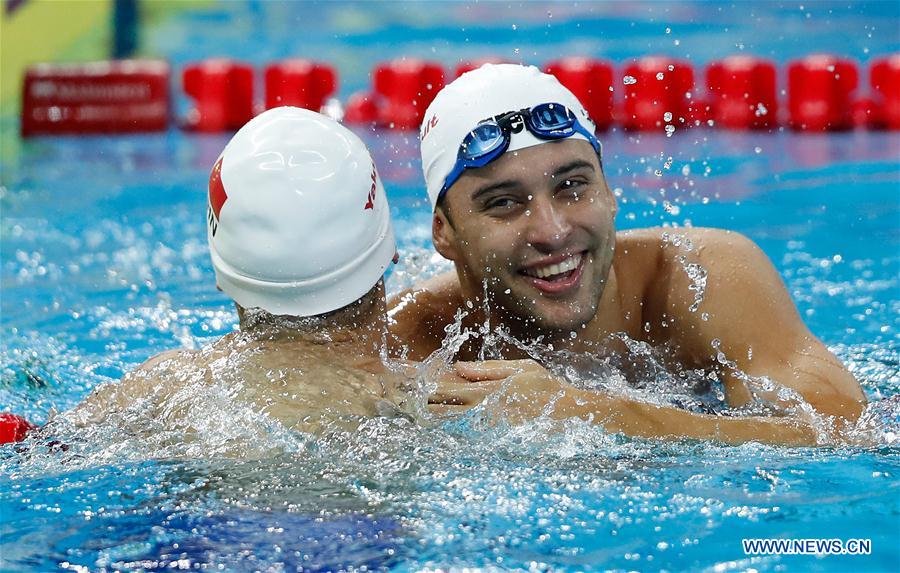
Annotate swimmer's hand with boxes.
[430,360,830,447]
[428,359,560,420]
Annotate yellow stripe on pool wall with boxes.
[0,0,113,114]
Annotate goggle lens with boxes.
[461,123,505,160]
[531,103,573,130]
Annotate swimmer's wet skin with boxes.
[389,64,867,443]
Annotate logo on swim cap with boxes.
[421,114,439,140]
[207,156,227,237]
[364,162,378,210]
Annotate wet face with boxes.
[433,139,617,334]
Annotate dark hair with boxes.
[237,279,386,330]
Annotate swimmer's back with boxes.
[70,333,411,441]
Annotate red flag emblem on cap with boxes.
[209,157,227,220]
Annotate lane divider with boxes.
[20,54,900,136]
[0,413,35,445]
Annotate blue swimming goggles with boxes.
[437,102,602,203]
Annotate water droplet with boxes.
[623,75,637,85]
[663,111,673,122]
[512,24,518,30]
[656,72,665,80]
[665,124,676,137]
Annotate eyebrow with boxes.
[551,159,596,178]
[469,159,598,203]
[470,179,522,203]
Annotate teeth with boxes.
[525,254,582,279]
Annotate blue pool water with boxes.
[2,2,900,572]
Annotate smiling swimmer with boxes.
[389,63,866,431]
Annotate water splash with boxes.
[662,233,708,314]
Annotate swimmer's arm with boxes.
[387,271,464,361]
[667,229,866,421]
[433,360,820,446]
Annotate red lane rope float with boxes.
[706,56,778,130]
[0,413,36,445]
[264,60,336,113]
[871,54,900,130]
[181,58,254,132]
[788,54,858,131]
[545,57,615,132]
[374,59,445,129]
[345,59,445,129]
[621,56,695,132]
[343,92,380,125]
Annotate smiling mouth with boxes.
[519,252,586,294]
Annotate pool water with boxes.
[3,2,900,572]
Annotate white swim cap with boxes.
[207,106,396,317]
[420,63,596,210]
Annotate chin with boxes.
[534,307,595,333]
[513,297,598,334]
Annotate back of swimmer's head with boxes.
[207,106,396,317]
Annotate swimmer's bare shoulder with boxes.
[387,271,464,360]
[639,227,866,420]
[68,347,202,425]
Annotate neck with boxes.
[236,287,389,365]
[246,314,384,348]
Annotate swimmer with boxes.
[4,108,836,450]
[389,64,867,430]
[65,106,413,441]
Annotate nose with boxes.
[525,194,572,252]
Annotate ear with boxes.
[432,208,460,261]
[602,175,618,218]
